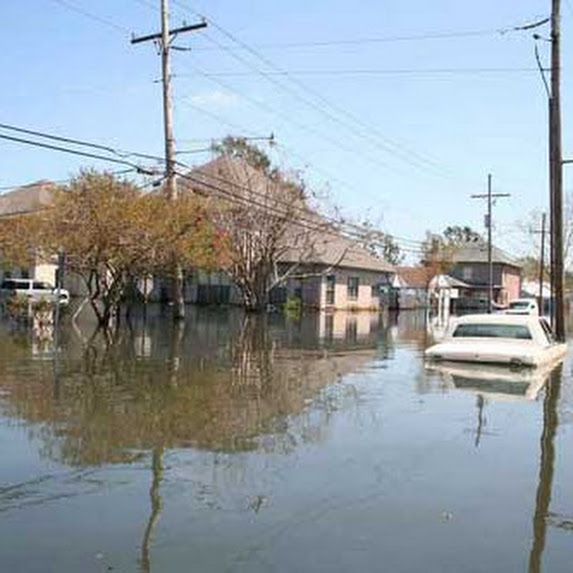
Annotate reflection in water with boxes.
[0,308,390,467]
[0,308,391,572]
[140,447,164,573]
[474,395,486,449]
[528,364,562,573]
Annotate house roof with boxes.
[450,242,521,268]
[181,156,394,274]
[429,274,471,289]
[280,230,394,273]
[0,180,55,217]
[395,266,431,289]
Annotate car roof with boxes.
[454,313,538,326]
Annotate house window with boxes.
[325,275,335,305]
[462,267,473,281]
[347,276,359,301]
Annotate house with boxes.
[390,266,431,309]
[275,230,394,311]
[446,242,522,307]
[0,180,58,286]
[174,156,394,310]
[2,165,394,312]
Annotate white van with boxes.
[0,278,70,305]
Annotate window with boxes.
[462,267,474,281]
[371,284,380,298]
[325,275,335,305]
[453,323,532,340]
[509,301,531,310]
[347,276,359,301]
[33,281,52,290]
[539,319,555,344]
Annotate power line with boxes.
[0,122,166,164]
[49,0,130,34]
[184,67,548,78]
[0,133,155,173]
[176,167,420,255]
[188,27,520,51]
[0,169,137,193]
[179,161,426,248]
[171,1,451,177]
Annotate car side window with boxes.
[539,319,555,344]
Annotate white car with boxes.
[425,313,567,367]
[505,298,539,316]
[0,278,70,305]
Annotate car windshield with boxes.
[452,323,532,340]
[508,301,530,310]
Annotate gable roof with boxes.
[395,266,430,289]
[180,157,394,274]
[280,230,394,273]
[450,242,521,268]
[0,180,55,217]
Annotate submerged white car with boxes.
[0,278,70,305]
[504,298,539,316]
[425,314,567,367]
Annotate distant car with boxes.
[505,298,539,316]
[0,278,70,305]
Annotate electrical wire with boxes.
[0,169,136,193]
[190,67,547,78]
[0,122,166,164]
[49,0,130,34]
[0,133,155,173]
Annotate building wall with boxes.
[33,263,57,285]
[450,262,503,286]
[502,266,521,303]
[319,268,384,311]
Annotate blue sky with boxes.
[0,0,571,258]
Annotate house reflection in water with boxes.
[0,308,391,468]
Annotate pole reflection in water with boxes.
[140,447,164,573]
[528,363,562,573]
[474,394,486,449]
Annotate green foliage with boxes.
[443,225,481,245]
[212,136,276,177]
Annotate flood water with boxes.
[0,307,572,572]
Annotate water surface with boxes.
[0,308,572,572]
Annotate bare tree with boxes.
[185,139,328,311]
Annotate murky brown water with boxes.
[0,307,572,572]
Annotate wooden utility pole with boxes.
[550,0,566,340]
[132,1,206,320]
[471,174,510,313]
[539,212,547,314]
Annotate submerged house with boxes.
[390,266,430,309]
[0,180,58,285]
[169,156,395,310]
[1,163,395,311]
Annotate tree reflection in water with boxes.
[0,308,389,569]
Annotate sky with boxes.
[0,0,571,260]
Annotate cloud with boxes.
[188,90,240,109]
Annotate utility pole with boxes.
[539,212,547,314]
[471,174,510,313]
[131,1,206,320]
[530,213,548,315]
[550,0,565,340]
